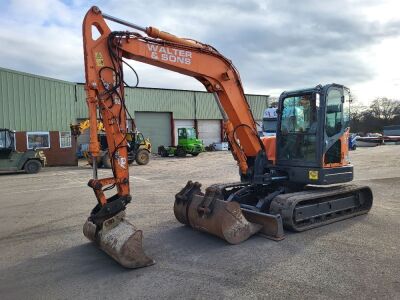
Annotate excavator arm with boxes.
[83,7,264,183]
[81,6,282,269]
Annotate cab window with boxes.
[178,128,187,139]
[281,94,316,133]
[0,131,5,148]
[136,133,144,143]
[186,128,196,139]
[278,94,318,162]
[0,131,12,149]
[325,89,343,137]
[343,89,351,129]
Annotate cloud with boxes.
[0,0,84,81]
[0,0,399,102]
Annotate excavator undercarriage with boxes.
[174,181,372,243]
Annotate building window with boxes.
[27,132,50,149]
[59,131,72,148]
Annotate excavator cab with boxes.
[175,84,371,241]
[275,84,353,185]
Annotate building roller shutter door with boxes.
[135,112,171,152]
[198,120,221,146]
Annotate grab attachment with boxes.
[174,181,284,244]
[83,211,155,268]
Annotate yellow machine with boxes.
[71,120,151,167]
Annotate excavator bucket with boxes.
[174,181,284,244]
[83,211,155,268]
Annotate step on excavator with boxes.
[82,6,373,268]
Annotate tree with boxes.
[349,102,369,133]
[350,103,368,120]
[349,97,400,134]
[369,97,400,121]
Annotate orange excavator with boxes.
[82,7,373,268]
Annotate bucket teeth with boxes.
[83,211,155,268]
[174,181,203,225]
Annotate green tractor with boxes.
[158,127,205,157]
[0,128,46,174]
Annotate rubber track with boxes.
[269,184,373,232]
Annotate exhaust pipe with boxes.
[83,211,155,268]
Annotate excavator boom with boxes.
[83,7,264,176]
[82,6,279,268]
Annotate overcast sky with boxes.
[0,0,399,104]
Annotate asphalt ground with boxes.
[0,146,399,299]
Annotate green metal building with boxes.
[0,67,269,165]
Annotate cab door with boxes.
[323,86,350,166]
[276,92,320,168]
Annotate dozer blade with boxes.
[174,181,284,244]
[83,211,155,268]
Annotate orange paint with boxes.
[82,6,266,205]
[323,128,351,168]
[261,136,276,165]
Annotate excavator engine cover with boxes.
[174,181,284,244]
[83,211,155,268]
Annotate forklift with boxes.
[0,129,46,174]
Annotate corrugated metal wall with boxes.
[195,92,220,119]
[246,95,269,120]
[75,87,267,120]
[1,67,268,130]
[125,88,195,119]
[0,67,75,131]
[195,93,268,120]
[75,84,87,119]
